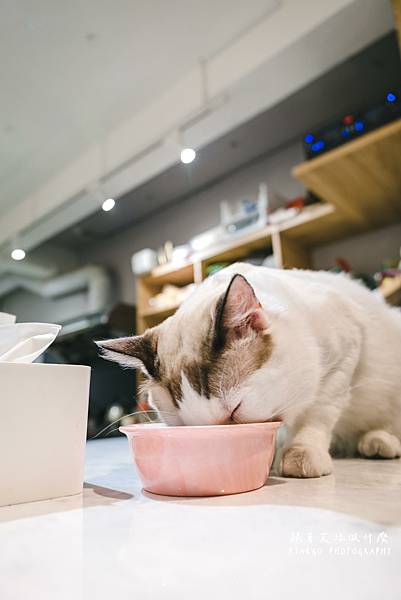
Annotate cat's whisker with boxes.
[230,395,313,425]
[262,397,314,423]
[90,409,175,440]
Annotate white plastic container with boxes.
[0,363,90,507]
[131,248,157,275]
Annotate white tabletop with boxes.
[1,437,400,600]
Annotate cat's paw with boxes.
[358,431,401,459]
[280,445,332,478]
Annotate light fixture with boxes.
[102,197,115,212]
[11,248,26,261]
[180,147,196,164]
[10,234,26,261]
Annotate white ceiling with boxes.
[0,0,275,214]
[0,0,394,252]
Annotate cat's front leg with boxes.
[280,331,361,478]
[280,367,357,477]
[280,445,333,478]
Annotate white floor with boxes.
[1,437,400,600]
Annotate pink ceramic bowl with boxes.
[119,422,281,497]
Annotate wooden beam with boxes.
[392,0,401,54]
[272,231,312,270]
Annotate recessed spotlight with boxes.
[102,198,115,212]
[11,248,26,261]
[180,147,196,164]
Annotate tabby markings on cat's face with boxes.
[97,274,273,425]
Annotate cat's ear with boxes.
[213,274,269,350]
[96,332,158,378]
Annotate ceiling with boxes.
[0,0,394,255]
[54,32,401,249]
[0,0,275,214]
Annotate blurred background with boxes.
[1,0,401,436]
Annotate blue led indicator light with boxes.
[386,92,397,103]
[304,133,314,144]
[354,121,364,132]
[311,140,325,152]
[341,128,350,137]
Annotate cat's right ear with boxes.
[213,273,269,351]
[96,332,158,378]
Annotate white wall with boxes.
[313,223,401,273]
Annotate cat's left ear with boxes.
[213,273,269,350]
[96,332,158,378]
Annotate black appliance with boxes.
[43,303,136,438]
[303,89,401,159]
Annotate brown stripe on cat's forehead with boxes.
[182,333,273,399]
[166,379,182,408]
[183,361,211,398]
[217,334,273,392]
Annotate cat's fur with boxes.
[98,263,401,478]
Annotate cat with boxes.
[97,262,401,478]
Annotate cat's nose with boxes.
[229,402,242,423]
[213,404,242,425]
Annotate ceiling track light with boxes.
[180,147,196,164]
[88,183,116,212]
[102,197,115,212]
[11,248,26,261]
[10,235,26,261]
[176,129,196,165]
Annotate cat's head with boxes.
[97,273,273,425]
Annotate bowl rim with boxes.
[119,421,282,435]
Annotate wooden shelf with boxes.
[136,203,341,331]
[141,301,183,318]
[140,301,183,327]
[381,276,401,306]
[142,261,194,287]
[278,202,353,246]
[192,225,273,265]
[293,120,401,231]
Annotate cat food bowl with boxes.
[119,421,281,497]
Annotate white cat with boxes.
[98,263,401,478]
